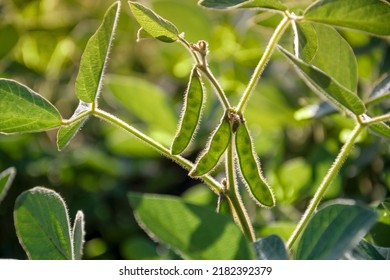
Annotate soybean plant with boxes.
[1,0,390,260]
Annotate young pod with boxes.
[235,122,275,208]
[171,67,205,155]
[189,114,231,177]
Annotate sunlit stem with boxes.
[287,123,364,249]
[92,108,222,194]
[178,36,231,110]
[362,113,390,125]
[236,15,290,113]
[225,135,256,242]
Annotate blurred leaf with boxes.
[57,101,91,151]
[367,73,390,106]
[199,0,286,11]
[376,247,390,260]
[76,2,121,103]
[14,187,74,260]
[295,22,357,92]
[296,200,377,260]
[258,222,296,242]
[279,47,366,115]
[129,192,254,259]
[345,239,385,260]
[368,121,390,140]
[0,24,19,59]
[383,198,390,213]
[304,0,390,36]
[0,167,16,205]
[253,235,288,260]
[0,79,62,134]
[370,205,390,247]
[105,75,177,134]
[129,1,179,43]
[72,211,85,260]
[294,101,336,121]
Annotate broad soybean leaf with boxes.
[253,235,288,260]
[72,211,85,260]
[129,1,179,43]
[368,121,390,140]
[14,187,73,260]
[345,239,385,260]
[304,0,390,36]
[296,200,377,260]
[75,2,120,103]
[367,73,390,106]
[0,167,16,205]
[279,47,366,115]
[0,79,62,134]
[199,0,286,11]
[295,22,357,92]
[129,192,254,260]
[171,68,205,155]
[57,101,91,151]
[235,122,275,208]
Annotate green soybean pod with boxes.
[235,122,275,208]
[189,114,231,177]
[171,67,205,155]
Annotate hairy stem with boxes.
[178,37,231,110]
[226,135,256,242]
[362,113,390,125]
[92,108,222,194]
[237,15,290,113]
[287,123,364,249]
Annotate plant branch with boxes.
[362,113,390,125]
[237,15,290,113]
[287,123,364,249]
[225,134,256,242]
[92,108,222,194]
[178,36,231,110]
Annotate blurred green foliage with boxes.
[0,0,389,259]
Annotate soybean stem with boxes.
[362,113,390,125]
[226,135,256,242]
[237,15,290,113]
[92,108,222,194]
[287,123,364,249]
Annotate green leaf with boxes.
[72,211,85,260]
[376,247,390,260]
[296,200,377,260]
[14,187,74,260]
[304,0,390,36]
[0,79,62,134]
[253,235,288,260]
[129,1,179,43]
[57,101,91,151]
[105,75,177,134]
[0,167,16,205]
[345,239,385,260]
[368,121,390,140]
[129,192,254,260]
[75,2,121,103]
[199,0,286,11]
[383,198,390,213]
[295,22,357,92]
[0,24,19,59]
[279,47,366,115]
[367,73,390,106]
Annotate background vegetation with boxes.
[0,0,389,259]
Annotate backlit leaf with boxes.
[0,79,62,134]
[129,1,179,43]
[76,2,120,103]
[367,73,390,106]
[199,0,286,11]
[304,0,390,36]
[279,47,366,115]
